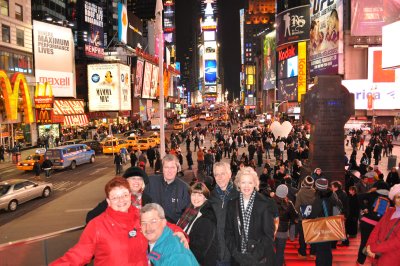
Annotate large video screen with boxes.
[204,59,217,85]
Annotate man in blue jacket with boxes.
[141,203,199,266]
[144,154,190,223]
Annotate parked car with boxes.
[81,140,103,155]
[0,179,53,211]
[16,154,45,171]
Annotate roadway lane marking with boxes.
[65,181,82,192]
[65,208,92,213]
[1,169,15,173]
[89,167,107,176]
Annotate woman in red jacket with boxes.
[365,184,400,266]
[51,177,187,266]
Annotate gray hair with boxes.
[162,154,180,170]
[140,203,165,219]
[234,166,260,191]
[213,161,232,177]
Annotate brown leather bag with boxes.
[302,215,346,244]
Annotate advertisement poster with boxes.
[368,47,396,83]
[150,65,159,99]
[118,3,143,48]
[276,5,310,46]
[277,77,298,102]
[142,62,153,99]
[263,31,276,90]
[277,43,298,80]
[204,59,217,85]
[88,64,122,111]
[297,42,307,102]
[119,64,132,110]
[33,20,75,97]
[351,0,400,37]
[309,0,343,77]
[134,59,144,97]
[80,0,104,59]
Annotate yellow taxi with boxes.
[17,154,45,171]
[126,135,138,148]
[102,138,128,154]
[148,134,160,145]
[173,123,183,130]
[132,138,157,151]
[205,114,214,121]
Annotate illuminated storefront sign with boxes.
[0,70,34,123]
[34,82,54,109]
[297,42,307,102]
[204,59,217,85]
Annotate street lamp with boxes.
[225,91,228,121]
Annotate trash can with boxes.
[388,155,397,170]
[12,152,21,164]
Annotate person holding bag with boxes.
[225,167,277,266]
[364,184,400,266]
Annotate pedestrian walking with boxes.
[33,159,41,179]
[41,156,53,178]
[114,152,123,175]
[186,150,193,170]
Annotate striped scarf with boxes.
[239,191,256,253]
[176,204,200,231]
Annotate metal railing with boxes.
[0,225,87,266]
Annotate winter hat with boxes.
[123,166,149,184]
[301,176,314,188]
[276,184,289,199]
[389,184,400,201]
[315,178,329,191]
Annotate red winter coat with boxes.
[367,207,400,266]
[51,206,148,266]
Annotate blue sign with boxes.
[204,59,217,85]
[175,62,180,72]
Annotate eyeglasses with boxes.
[109,193,130,202]
[140,218,164,227]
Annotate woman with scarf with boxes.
[177,182,217,265]
[225,167,276,266]
[364,184,400,266]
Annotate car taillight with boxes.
[61,160,64,163]
[30,163,34,166]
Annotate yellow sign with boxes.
[298,41,307,102]
[0,70,34,123]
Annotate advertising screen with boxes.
[142,62,153,99]
[33,20,75,98]
[276,5,310,46]
[382,21,400,69]
[204,31,216,41]
[310,0,344,77]
[88,64,131,111]
[277,77,298,102]
[204,41,217,60]
[118,3,143,49]
[263,31,276,90]
[79,0,104,59]
[134,59,144,97]
[351,0,400,37]
[368,47,396,83]
[287,56,298,77]
[150,65,159,99]
[204,59,217,85]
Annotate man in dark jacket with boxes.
[331,181,349,246]
[309,178,343,266]
[41,156,53,178]
[208,161,239,265]
[147,146,156,168]
[144,154,190,223]
[114,152,123,175]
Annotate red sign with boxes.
[278,44,297,61]
[367,94,373,110]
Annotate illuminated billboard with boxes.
[310,0,344,77]
[204,31,215,41]
[118,3,143,49]
[134,59,144,97]
[204,41,217,60]
[204,59,217,85]
[277,77,297,102]
[276,5,310,46]
[263,31,276,90]
[33,20,76,98]
[297,42,307,102]
[142,62,153,99]
[79,1,104,59]
[88,64,131,111]
[277,43,298,80]
[150,65,159,99]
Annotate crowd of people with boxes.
[49,118,400,266]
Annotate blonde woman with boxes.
[225,167,277,266]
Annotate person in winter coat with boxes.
[186,150,194,170]
[141,203,199,266]
[225,167,277,266]
[177,182,218,265]
[114,152,123,175]
[331,181,349,246]
[308,178,343,266]
[208,162,239,265]
[365,184,400,266]
[147,146,156,168]
[311,168,325,181]
[346,186,360,238]
[51,177,150,266]
[274,184,298,266]
[295,176,316,258]
[386,167,400,188]
[33,159,41,179]
[41,156,53,178]
[130,151,137,167]
[357,181,390,265]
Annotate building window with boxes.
[15,3,23,21]
[0,0,8,16]
[2,24,10,43]
[16,29,24,46]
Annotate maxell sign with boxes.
[33,20,76,97]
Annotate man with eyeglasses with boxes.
[141,203,199,265]
[145,154,190,223]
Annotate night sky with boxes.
[176,0,244,101]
